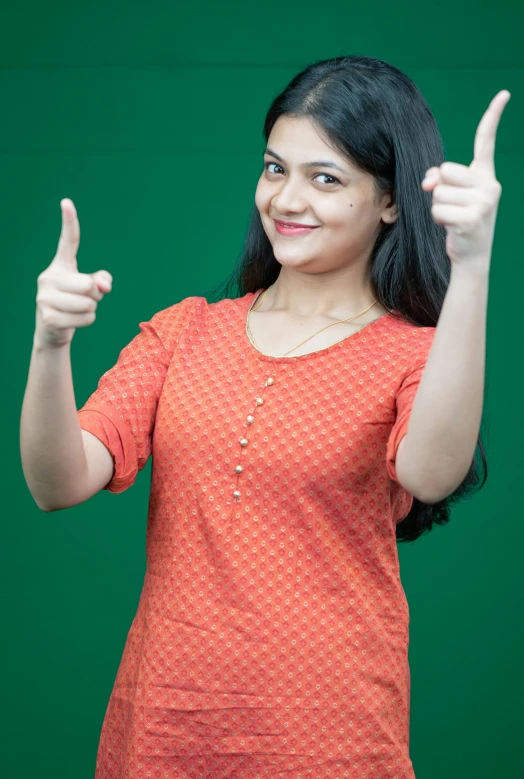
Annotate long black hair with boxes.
[206,54,487,543]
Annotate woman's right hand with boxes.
[35,198,113,349]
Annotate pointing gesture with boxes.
[422,90,511,271]
[35,199,113,349]
[55,197,81,268]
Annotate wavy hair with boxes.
[207,54,487,542]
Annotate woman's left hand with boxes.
[422,89,511,273]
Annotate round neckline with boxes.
[242,288,394,363]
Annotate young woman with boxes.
[21,55,509,778]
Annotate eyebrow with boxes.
[264,147,349,175]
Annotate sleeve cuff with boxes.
[77,408,138,493]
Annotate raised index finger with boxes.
[473,90,511,174]
[55,198,80,265]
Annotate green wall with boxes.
[4,1,523,776]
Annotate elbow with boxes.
[29,492,58,512]
[399,471,466,504]
[407,484,455,504]
[395,437,467,504]
[34,498,55,512]
[37,501,69,512]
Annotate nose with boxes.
[271,177,309,215]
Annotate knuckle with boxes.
[41,309,58,328]
[82,275,97,293]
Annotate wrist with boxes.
[450,259,491,284]
[33,333,72,353]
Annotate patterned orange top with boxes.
[77,289,436,779]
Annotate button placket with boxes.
[232,376,275,501]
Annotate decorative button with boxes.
[233,490,241,498]
[255,397,264,406]
[235,465,244,473]
[246,415,254,424]
[239,438,249,447]
[266,377,274,386]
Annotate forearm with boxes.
[20,336,89,511]
[396,263,489,502]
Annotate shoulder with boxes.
[144,292,254,347]
[380,312,437,372]
[386,312,436,342]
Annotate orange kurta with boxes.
[77,289,435,778]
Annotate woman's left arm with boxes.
[395,90,511,504]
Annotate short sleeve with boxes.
[77,297,197,493]
[386,328,436,484]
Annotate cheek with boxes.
[318,202,356,227]
[254,178,269,213]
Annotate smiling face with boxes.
[255,115,397,275]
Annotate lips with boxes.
[274,219,320,236]
[274,219,319,228]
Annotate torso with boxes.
[81,291,434,777]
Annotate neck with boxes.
[261,267,385,319]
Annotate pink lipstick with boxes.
[274,219,319,236]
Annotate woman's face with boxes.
[255,115,397,275]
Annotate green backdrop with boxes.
[3,1,523,776]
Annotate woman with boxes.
[21,55,510,777]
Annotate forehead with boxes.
[267,115,353,170]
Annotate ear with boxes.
[381,196,398,224]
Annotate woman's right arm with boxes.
[20,198,114,511]
[20,341,114,511]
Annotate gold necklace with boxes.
[247,287,379,358]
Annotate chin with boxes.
[273,251,318,268]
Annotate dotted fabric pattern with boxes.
[77,290,436,779]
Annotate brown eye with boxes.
[316,173,340,186]
[263,162,341,186]
[265,162,283,174]
[264,162,342,186]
